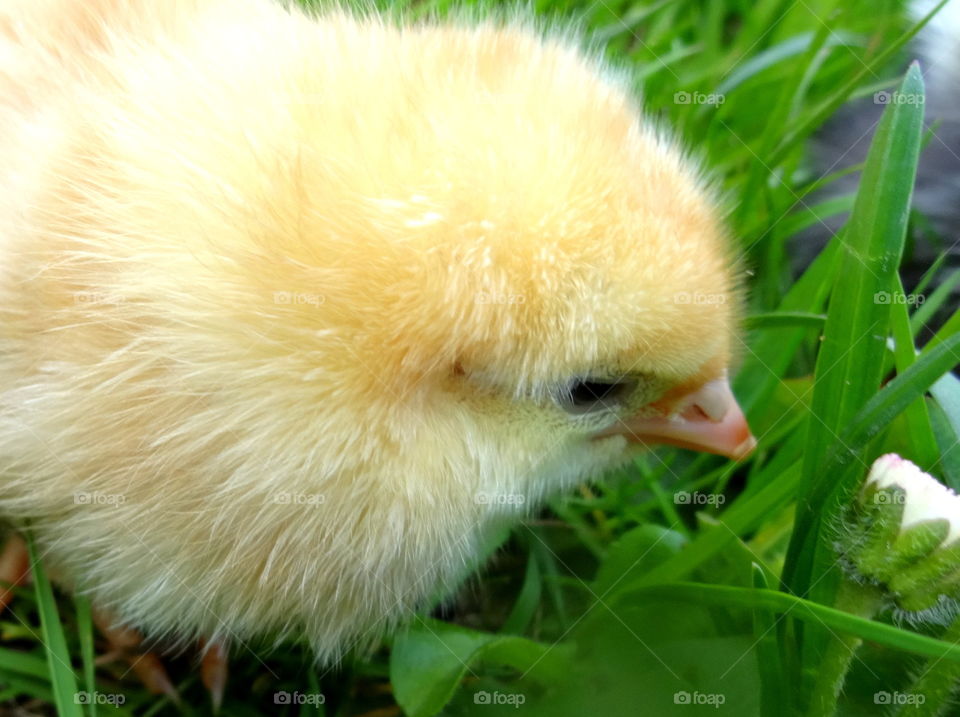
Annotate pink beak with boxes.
[596,374,756,460]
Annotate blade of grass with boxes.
[305,667,325,716]
[592,0,677,43]
[735,4,840,304]
[735,238,839,415]
[635,454,803,587]
[911,250,950,298]
[744,312,826,331]
[527,528,569,630]
[889,274,939,470]
[752,564,788,717]
[911,271,960,337]
[769,0,950,167]
[501,545,542,635]
[930,380,960,488]
[785,61,925,599]
[783,331,960,674]
[0,672,55,704]
[618,582,960,663]
[0,646,50,680]
[75,595,96,717]
[773,193,857,239]
[25,531,82,717]
[822,334,960,480]
[788,334,960,590]
[926,307,960,351]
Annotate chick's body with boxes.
[0,0,739,659]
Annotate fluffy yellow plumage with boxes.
[0,0,751,661]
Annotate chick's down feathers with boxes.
[0,0,743,660]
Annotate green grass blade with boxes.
[774,193,857,239]
[500,546,542,635]
[0,673,55,703]
[735,239,839,414]
[25,532,82,717]
[912,250,950,298]
[926,308,960,351]
[636,458,802,587]
[0,646,51,680]
[618,582,960,663]
[743,312,826,331]
[769,0,950,167]
[786,61,925,597]
[74,596,96,717]
[930,377,960,489]
[751,565,788,717]
[789,334,960,593]
[780,333,960,684]
[911,271,960,337]
[889,275,939,469]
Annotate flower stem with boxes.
[894,614,960,717]
[806,579,884,717]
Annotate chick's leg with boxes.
[199,637,229,714]
[1,535,226,709]
[92,610,181,705]
[0,537,180,701]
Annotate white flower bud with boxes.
[845,454,960,612]
[864,454,960,547]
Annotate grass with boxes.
[2,0,960,714]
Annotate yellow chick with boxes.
[0,0,754,664]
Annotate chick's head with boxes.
[253,21,749,501]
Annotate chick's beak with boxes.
[596,375,756,460]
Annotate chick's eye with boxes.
[558,378,636,415]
